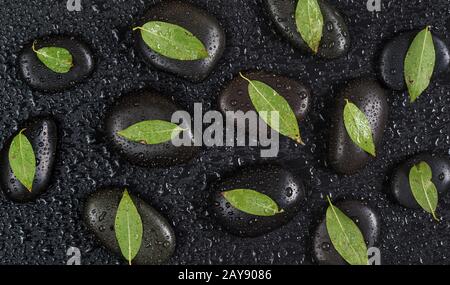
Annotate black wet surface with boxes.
[0,0,450,265]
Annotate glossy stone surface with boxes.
[210,164,306,237]
[379,31,450,90]
[391,153,450,209]
[19,35,95,92]
[313,200,380,265]
[328,79,388,175]
[104,90,198,168]
[0,117,57,203]
[84,188,176,265]
[219,71,311,121]
[264,0,350,59]
[134,0,225,82]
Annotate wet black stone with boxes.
[19,35,95,92]
[380,31,450,91]
[328,78,388,175]
[219,71,311,121]
[84,188,176,265]
[0,117,57,203]
[391,153,450,209]
[210,164,306,237]
[134,0,225,82]
[264,0,350,59]
[379,31,450,91]
[313,200,380,265]
[104,90,198,168]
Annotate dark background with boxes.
[0,0,449,265]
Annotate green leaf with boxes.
[295,0,324,53]
[8,129,36,192]
[240,73,304,144]
[32,41,73,73]
[115,189,143,265]
[222,189,284,217]
[404,26,436,102]
[117,120,184,145]
[326,196,368,265]
[409,161,439,221]
[133,21,209,61]
[343,99,376,157]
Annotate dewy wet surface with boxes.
[0,0,450,265]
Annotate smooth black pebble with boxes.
[391,153,450,209]
[264,0,350,59]
[219,72,311,121]
[104,90,198,168]
[19,35,95,92]
[134,0,225,82]
[0,117,57,203]
[328,78,388,175]
[380,31,450,90]
[210,165,305,237]
[313,200,380,265]
[84,188,176,265]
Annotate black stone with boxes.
[219,72,311,121]
[391,153,450,209]
[328,78,388,175]
[0,117,57,203]
[313,200,380,265]
[379,31,450,91]
[104,90,198,168]
[264,0,350,59]
[84,188,176,265]
[134,0,225,82]
[210,164,305,237]
[19,35,95,92]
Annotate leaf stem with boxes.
[31,40,38,54]
[326,195,333,206]
[239,72,251,83]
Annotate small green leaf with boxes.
[117,120,184,145]
[8,129,36,192]
[326,196,368,265]
[343,99,376,156]
[404,26,436,102]
[32,41,73,73]
[133,21,209,61]
[222,189,284,217]
[295,0,324,53]
[115,189,143,265]
[240,73,304,144]
[409,161,439,221]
